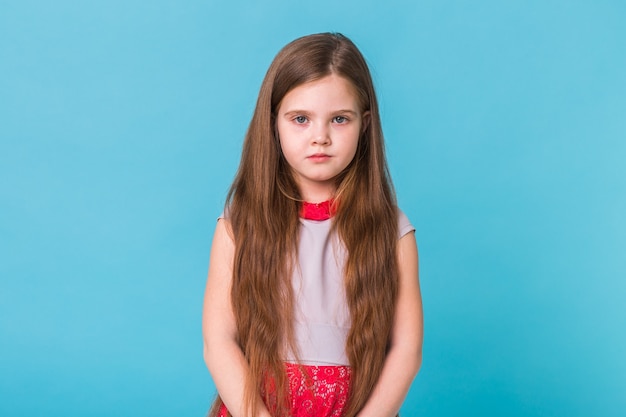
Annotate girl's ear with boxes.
[361,110,371,133]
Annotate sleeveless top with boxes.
[287,210,415,366]
[218,210,415,367]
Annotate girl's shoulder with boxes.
[397,208,415,239]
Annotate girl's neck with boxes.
[298,186,335,204]
[302,196,332,204]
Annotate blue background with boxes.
[1,1,624,416]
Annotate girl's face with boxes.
[276,74,368,202]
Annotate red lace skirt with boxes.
[217,363,352,417]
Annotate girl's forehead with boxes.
[278,74,361,112]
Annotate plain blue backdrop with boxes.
[1,1,624,416]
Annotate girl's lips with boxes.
[308,153,331,162]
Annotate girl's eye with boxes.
[333,116,348,124]
[294,116,308,124]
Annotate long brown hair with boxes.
[211,32,399,417]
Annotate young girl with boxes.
[203,33,423,417]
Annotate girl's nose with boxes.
[312,123,331,145]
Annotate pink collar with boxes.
[300,199,336,220]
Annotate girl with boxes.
[203,33,423,417]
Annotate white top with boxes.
[286,210,415,366]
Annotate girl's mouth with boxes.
[308,153,331,162]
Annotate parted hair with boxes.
[209,32,400,417]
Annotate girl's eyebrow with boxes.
[282,110,311,116]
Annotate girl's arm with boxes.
[202,219,272,417]
[356,231,423,417]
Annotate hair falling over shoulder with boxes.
[210,33,400,417]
